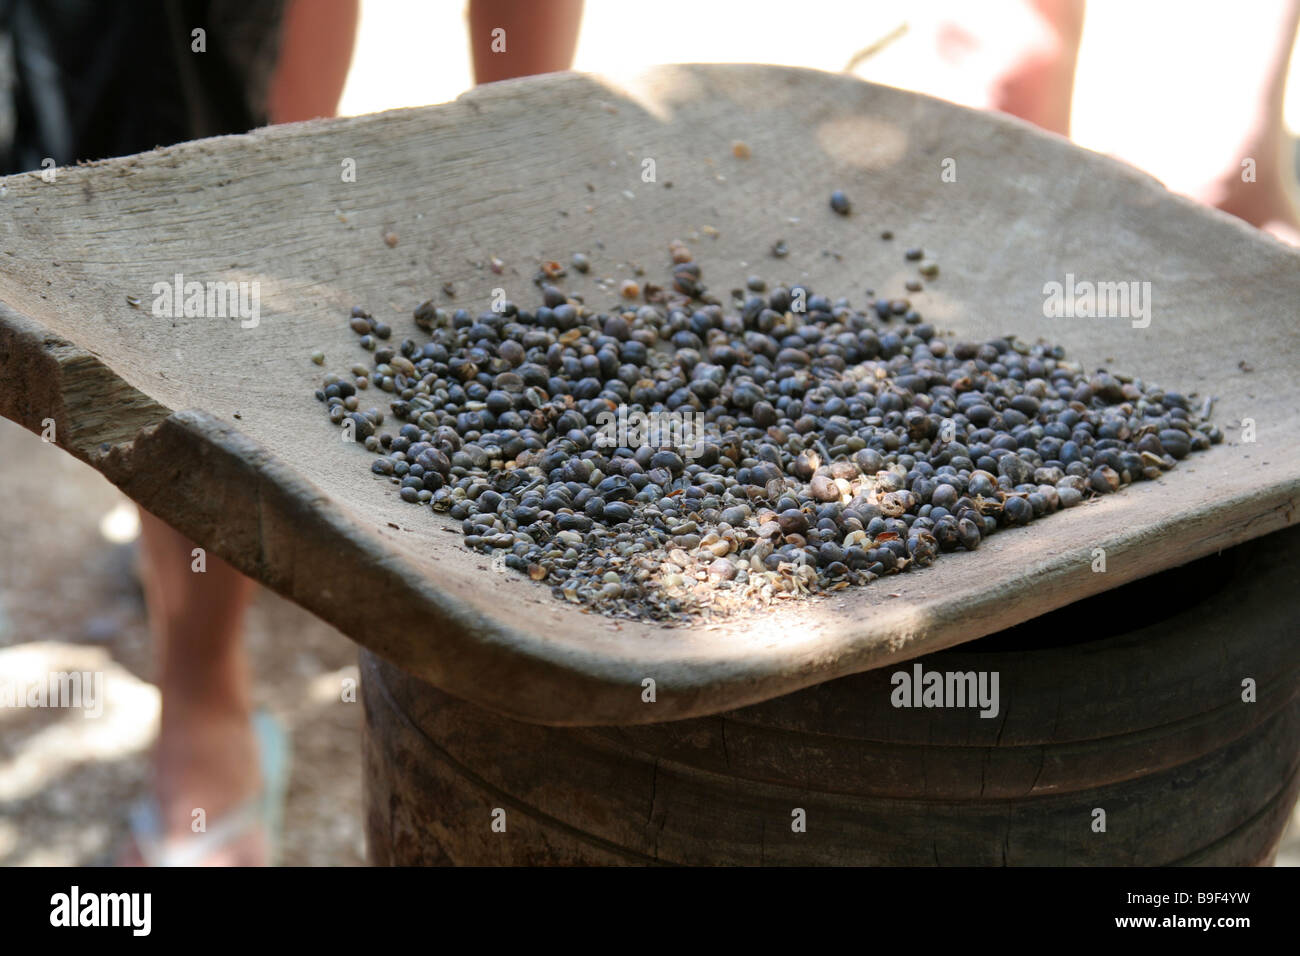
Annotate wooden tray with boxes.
[1,65,1296,725]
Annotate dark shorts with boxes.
[0,0,286,174]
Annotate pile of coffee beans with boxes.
[314,240,1218,622]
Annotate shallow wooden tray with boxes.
[1,65,1296,725]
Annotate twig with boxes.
[842,22,909,73]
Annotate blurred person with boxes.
[895,0,1300,243]
[1,0,359,868]
[0,0,582,865]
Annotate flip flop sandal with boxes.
[128,710,291,866]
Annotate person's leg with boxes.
[136,0,358,865]
[267,0,359,123]
[138,511,264,865]
[141,0,587,864]
[468,0,585,85]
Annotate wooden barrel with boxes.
[361,526,1300,865]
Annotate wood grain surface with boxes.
[0,65,1296,725]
